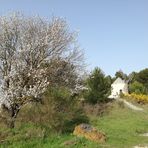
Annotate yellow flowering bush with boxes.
[124,93,148,104]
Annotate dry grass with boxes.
[82,102,112,117]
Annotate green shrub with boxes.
[18,86,88,133]
[84,67,111,104]
[129,81,147,95]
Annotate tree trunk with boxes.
[7,106,20,128]
[7,117,15,128]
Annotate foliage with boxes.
[84,67,111,104]
[17,86,89,133]
[127,71,137,83]
[0,12,84,128]
[129,81,147,95]
[115,70,127,80]
[45,59,83,91]
[128,68,148,95]
[124,93,148,104]
[1,101,148,148]
[136,68,148,88]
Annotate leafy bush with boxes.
[18,86,88,133]
[84,67,111,104]
[129,81,147,94]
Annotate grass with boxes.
[90,102,148,148]
[0,101,148,148]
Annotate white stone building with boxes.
[108,77,128,99]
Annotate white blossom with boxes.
[0,13,84,114]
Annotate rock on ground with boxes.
[73,123,106,143]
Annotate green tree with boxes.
[128,71,137,83]
[129,81,147,94]
[85,67,111,104]
[136,68,148,88]
[115,70,127,80]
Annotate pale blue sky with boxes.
[0,0,148,76]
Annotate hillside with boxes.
[1,101,148,148]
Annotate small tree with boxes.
[0,13,84,128]
[115,70,127,80]
[84,67,111,104]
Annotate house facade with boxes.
[108,77,128,99]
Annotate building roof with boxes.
[113,77,126,84]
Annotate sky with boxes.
[0,0,148,76]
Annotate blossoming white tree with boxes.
[0,13,84,128]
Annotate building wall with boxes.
[109,83,128,99]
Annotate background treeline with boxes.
[114,68,148,95]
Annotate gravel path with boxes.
[118,98,144,111]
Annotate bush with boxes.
[124,93,148,104]
[18,86,88,133]
[129,81,147,95]
[84,67,111,104]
